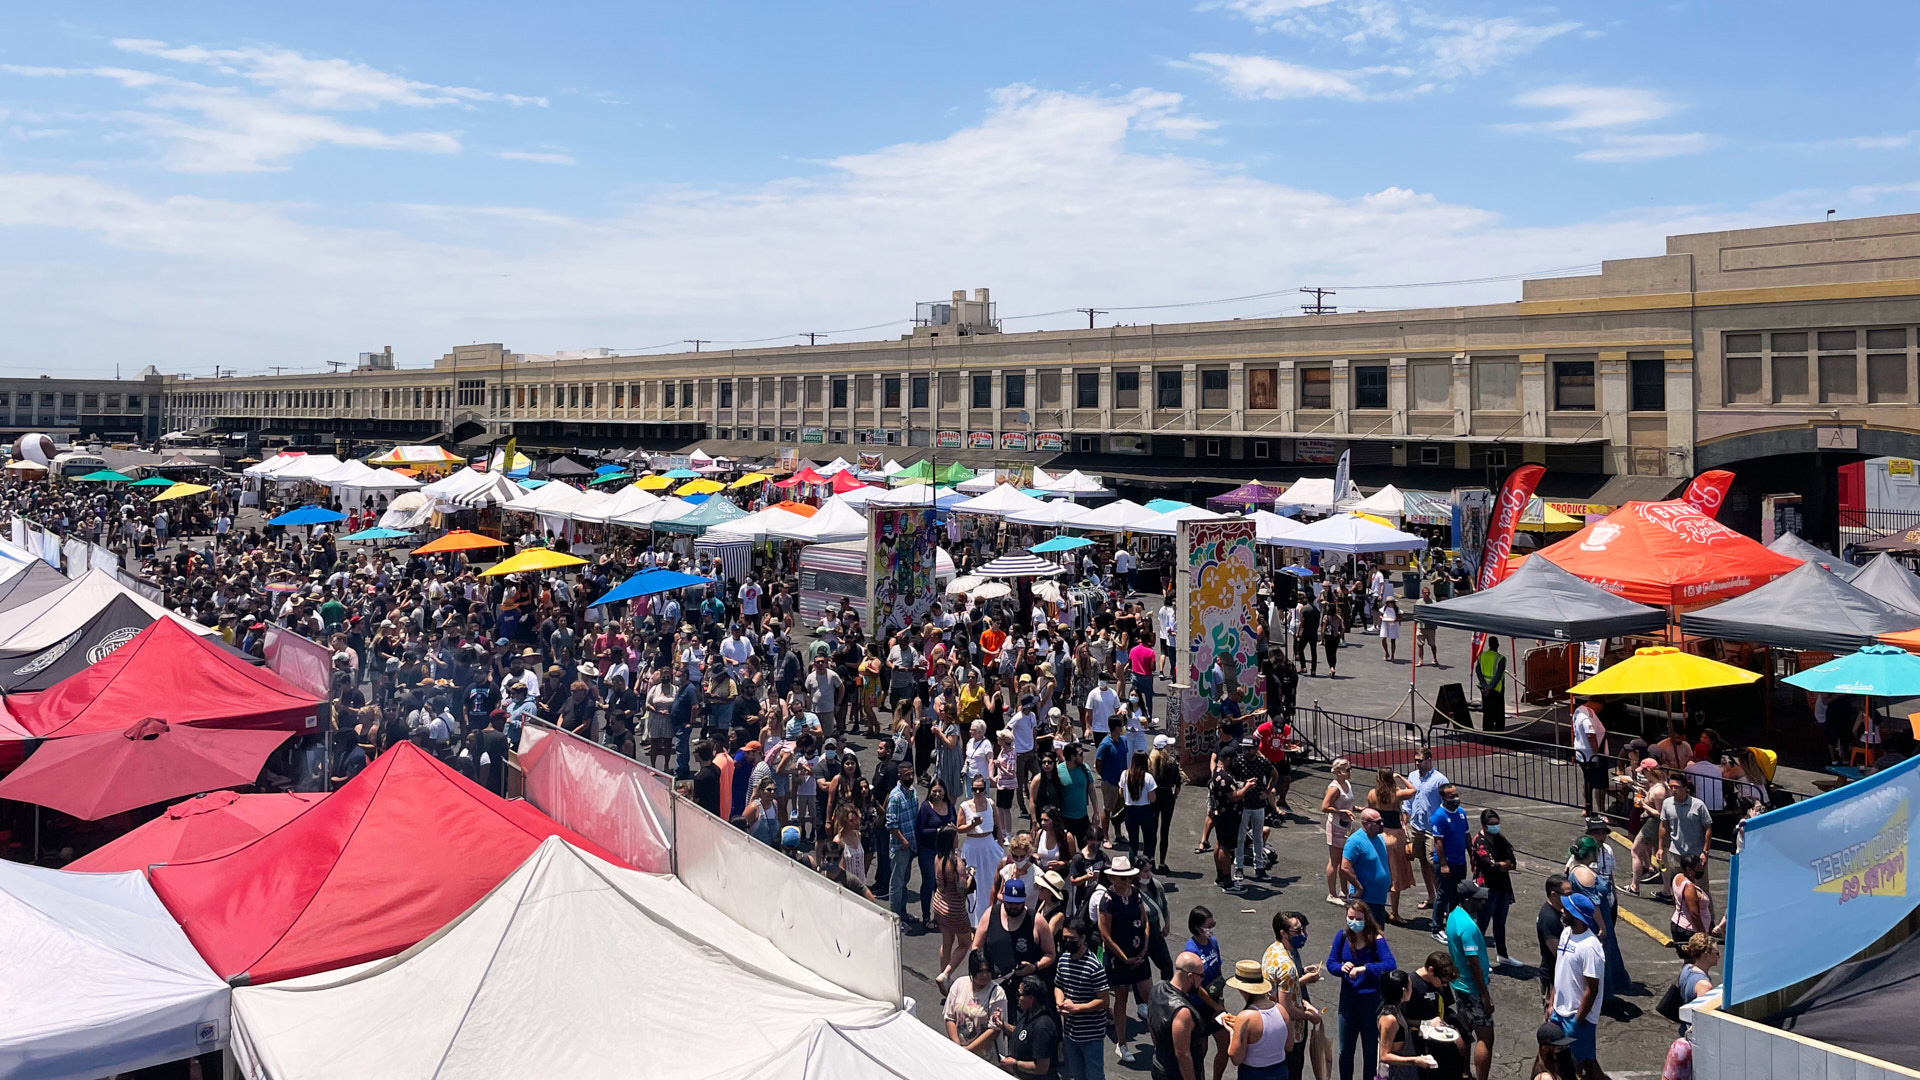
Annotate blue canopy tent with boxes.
[1030,535,1093,553]
[589,569,717,607]
[268,505,346,526]
[338,526,412,542]
[1143,498,1187,514]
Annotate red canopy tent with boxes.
[0,618,321,743]
[829,470,870,495]
[66,789,324,872]
[0,716,293,820]
[148,742,625,984]
[1534,500,1803,606]
[773,466,828,488]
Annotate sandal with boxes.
[1193,843,1212,854]
[1416,899,1432,910]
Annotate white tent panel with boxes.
[0,862,228,1080]
[1067,498,1159,533]
[949,483,1046,518]
[710,1016,1006,1080]
[1277,477,1338,513]
[707,506,815,543]
[268,455,344,482]
[773,498,870,543]
[377,492,434,530]
[1284,512,1429,554]
[570,485,660,524]
[1004,500,1091,527]
[0,568,212,651]
[1131,505,1226,537]
[339,467,422,493]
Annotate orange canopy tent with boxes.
[1533,500,1802,606]
[770,501,818,518]
[411,530,507,555]
[1879,626,1920,654]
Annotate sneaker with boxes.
[1135,1003,1148,1023]
[1222,879,1246,894]
[1117,1047,1136,1066]
[1432,930,1449,944]
[1496,955,1524,970]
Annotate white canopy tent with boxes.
[0,568,212,651]
[867,483,944,508]
[1249,509,1310,546]
[311,459,375,486]
[570,484,660,524]
[1005,499,1092,528]
[949,483,1046,518]
[816,457,854,476]
[1340,484,1405,521]
[1067,498,1160,534]
[241,453,310,479]
[773,498,870,544]
[418,467,492,504]
[611,497,694,529]
[1276,477,1338,514]
[953,470,1003,495]
[706,506,816,543]
[503,481,586,515]
[377,492,434,530]
[832,484,885,510]
[1034,469,1110,497]
[1283,512,1428,554]
[267,455,345,483]
[1131,504,1227,537]
[339,467,422,493]
[228,838,1000,1080]
[0,861,229,1080]
[447,472,524,509]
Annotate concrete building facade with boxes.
[157,213,1920,539]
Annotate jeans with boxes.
[889,841,915,918]
[1234,807,1267,873]
[917,845,939,921]
[1131,672,1154,719]
[1063,1036,1107,1080]
[1337,992,1378,1080]
[1124,804,1157,861]
[674,724,692,776]
[1433,860,1465,930]
[1479,889,1513,958]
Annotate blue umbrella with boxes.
[589,569,717,607]
[1783,644,1920,697]
[1279,565,1317,577]
[268,505,346,526]
[593,463,626,475]
[338,526,412,541]
[664,468,700,479]
[1030,535,1093,553]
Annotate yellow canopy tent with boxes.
[151,482,212,502]
[634,475,674,491]
[479,548,587,577]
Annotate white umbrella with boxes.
[976,553,1068,578]
[1032,580,1064,602]
[946,575,985,596]
[971,582,1012,600]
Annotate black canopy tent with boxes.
[1680,562,1917,652]
[1767,529,1859,581]
[1769,924,1920,1071]
[1846,552,1920,617]
[1410,555,1667,641]
[1860,527,1920,554]
[540,457,595,478]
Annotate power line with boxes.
[684,339,710,352]
[1075,308,1107,329]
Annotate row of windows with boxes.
[0,392,144,410]
[1724,328,1914,405]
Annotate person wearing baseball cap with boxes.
[1549,891,1606,1074]
[1448,880,1496,1078]
[972,875,1055,989]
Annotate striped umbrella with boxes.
[974,553,1068,578]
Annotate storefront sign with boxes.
[1001,431,1029,451]
[799,427,824,444]
[936,430,962,449]
[968,430,995,449]
[1295,438,1340,464]
[1034,432,1064,452]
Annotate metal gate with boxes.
[1293,704,1585,809]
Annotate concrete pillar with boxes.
[1665,350,1696,477]
[1330,359,1351,433]
[1519,353,1548,438]
[1387,356,1409,436]
[1598,352,1630,475]
[1451,353,1472,436]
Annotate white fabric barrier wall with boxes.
[62,538,89,580]
[515,724,674,874]
[1686,994,1915,1080]
[674,803,904,1006]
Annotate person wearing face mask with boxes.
[1054,917,1114,1080]
[1428,784,1470,943]
[1327,901,1396,1080]
[1261,910,1328,1080]
[1469,809,1520,969]
[814,839,875,901]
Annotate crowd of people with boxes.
[2,461,1723,1080]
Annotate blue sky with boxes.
[4,1,1919,376]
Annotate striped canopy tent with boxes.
[974,552,1069,578]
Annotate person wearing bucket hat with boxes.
[1222,958,1293,1080]
[1098,855,1152,1063]
[1550,891,1606,1074]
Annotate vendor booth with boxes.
[1535,500,1803,605]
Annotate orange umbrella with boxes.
[411,530,507,555]
[770,500,819,518]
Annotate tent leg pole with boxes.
[32,806,39,863]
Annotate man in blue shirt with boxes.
[1095,729,1130,839]
[885,760,919,920]
[1341,808,1393,926]
[1447,882,1496,1080]
[1429,783,1471,941]
[1405,750,1449,913]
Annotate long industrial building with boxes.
[114,211,1920,540]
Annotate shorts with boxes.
[1579,758,1609,792]
[1107,955,1152,989]
[995,788,1015,811]
[1455,990,1493,1032]
[1568,1018,1598,1062]
[1101,782,1124,818]
[1636,814,1660,846]
[1211,809,1242,846]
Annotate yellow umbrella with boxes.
[1520,504,1582,532]
[479,548,587,577]
[728,472,771,490]
[634,475,674,491]
[152,482,212,502]
[1352,511,1395,528]
[1569,645,1760,696]
[675,478,725,496]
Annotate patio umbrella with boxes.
[411,530,506,555]
[268,505,346,526]
[588,569,717,607]
[976,553,1069,578]
[73,470,135,483]
[589,472,631,486]
[1568,646,1761,696]
[130,476,176,488]
[971,582,1012,600]
[1032,580,1064,602]
[65,789,325,872]
[1030,535,1093,553]
[151,482,211,501]
[634,475,675,490]
[339,526,413,542]
[675,478,725,496]
[0,717,292,821]
[945,575,985,596]
[664,468,700,479]
[479,548,587,577]
[1784,644,1920,698]
[729,472,771,489]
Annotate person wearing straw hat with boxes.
[1222,958,1294,1080]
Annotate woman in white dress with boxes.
[958,777,1005,925]
[1378,598,1402,662]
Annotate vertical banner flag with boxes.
[1681,469,1736,519]
[868,506,938,637]
[1450,489,1492,582]
[1332,449,1352,506]
[1174,517,1262,779]
[1471,464,1547,662]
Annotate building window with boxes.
[853,375,873,406]
[804,377,822,407]
[911,376,929,409]
[1076,372,1100,409]
[719,381,733,409]
[585,384,597,408]
[81,393,98,409]
[938,373,960,407]
[1772,333,1810,402]
[1298,367,1331,410]
[1630,358,1665,411]
[759,429,773,441]
[663,383,676,408]
[1409,361,1450,411]
[682,381,694,408]
[1869,354,1909,403]
[884,377,901,409]
[1203,438,1223,457]
[1252,440,1271,460]
[1005,373,1026,408]
[781,429,797,443]
[1200,369,1229,410]
[456,379,486,406]
[1155,370,1182,409]
[1553,360,1595,411]
[60,394,76,410]
[1472,357,1518,411]
[1247,368,1277,410]
[973,374,993,409]
[831,377,847,409]
[611,383,624,408]
[1819,356,1859,403]
[1115,371,1140,409]
[127,395,141,409]
[1724,333,1763,403]
[1352,364,1388,410]
[830,429,847,443]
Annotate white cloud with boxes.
[499,150,576,165]
[0,84,1765,371]
[1505,84,1675,131]
[2,40,543,171]
[1187,53,1367,99]
[1842,133,1913,150]
[1207,0,1573,70]
[1577,133,1711,162]
[1416,16,1579,77]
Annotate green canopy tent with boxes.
[651,496,748,535]
[935,461,976,484]
[890,460,934,486]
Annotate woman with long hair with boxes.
[1328,900,1395,1080]
[930,827,973,993]
[915,778,956,925]
[957,775,1005,925]
[1374,970,1435,1079]
[1121,749,1159,862]
[856,643,884,737]
[1147,736,1183,873]
[1321,758,1356,905]
[1367,767,1417,923]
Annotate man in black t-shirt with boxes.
[1536,874,1572,1009]
[691,743,722,817]
[1000,976,1060,1078]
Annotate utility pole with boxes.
[325,361,347,373]
[685,339,709,352]
[801,333,827,346]
[1300,288,1337,315]
[1076,308,1107,329]
[269,366,287,375]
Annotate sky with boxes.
[3,1,1919,377]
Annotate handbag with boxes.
[1655,976,1685,1024]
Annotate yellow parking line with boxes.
[1616,905,1672,948]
